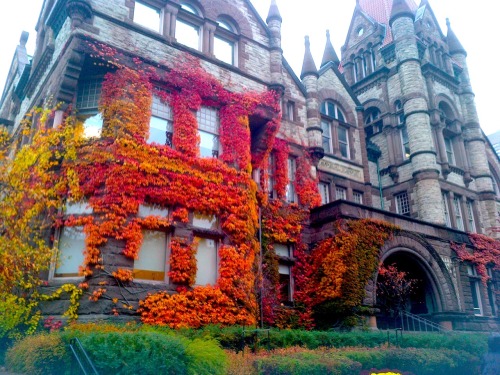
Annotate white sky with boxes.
[0,0,497,136]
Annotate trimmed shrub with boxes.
[5,333,70,375]
[185,338,227,375]
[77,331,187,374]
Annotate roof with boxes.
[359,0,419,44]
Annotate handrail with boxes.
[398,310,451,333]
[69,337,99,375]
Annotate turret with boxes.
[390,0,445,224]
[320,30,340,68]
[266,0,284,92]
[300,36,323,163]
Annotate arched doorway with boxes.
[376,250,439,329]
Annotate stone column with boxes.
[164,3,179,40]
[391,14,445,224]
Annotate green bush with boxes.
[5,333,70,375]
[77,331,188,375]
[185,338,227,375]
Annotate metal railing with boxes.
[69,337,99,375]
[398,310,450,333]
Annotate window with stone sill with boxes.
[76,78,103,138]
[467,265,483,316]
[442,192,452,227]
[444,136,455,165]
[214,19,238,66]
[487,267,497,316]
[148,94,173,147]
[466,200,476,233]
[320,101,351,159]
[197,106,220,158]
[318,181,330,205]
[176,3,203,51]
[364,107,382,139]
[284,100,295,122]
[353,190,363,204]
[134,230,169,282]
[395,192,410,216]
[192,213,218,231]
[194,236,218,286]
[400,124,411,159]
[335,186,347,201]
[286,157,297,203]
[268,153,276,199]
[52,226,85,279]
[274,243,294,303]
[453,195,464,231]
[133,1,161,32]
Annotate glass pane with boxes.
[195,237,217,285]
[176,19,200,50]
[148,117,170,144]
[327,102,335,117]
[133,231,166,281]
[134,2,160,32]
[65,201,92,215]
[199,130,219,158]
[55,226,85,277]
[83,113,103,138]
[274,244,290,257]
[214,36,234,64]
[337,109,345,122]
[138,204,168,217]
[278,264,290,275]
[339,143,348,158]
[338,127,348,143]
[193,213,217,230]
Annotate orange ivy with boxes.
[168,238,197,286]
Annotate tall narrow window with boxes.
[54,226,85,278]
[214,19,237,65]
[76,78,103,138]
[468,265,483,316]
[268,153,276,199]
[286,157,297,203]
[274,243,293,303]
[149,94,173,146]
[466,200,476,233]
[133,1,161,32]
[176,4,201,50]
[353,191,363,204]
[487,268,497,316]
[445,137,455,165]
[134,231,168,281]
[395,192,410,216]
[195,237,218,285]
[286,101,295,121]
[335,186,347,200]
[338,126,350,158]
[197,107,220,158]
[442,193,451,227]
[401,125,410,159]
[453,196,464,231]
[321,120,332,154]
[318,182,330,205]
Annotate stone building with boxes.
[0,0,499,330]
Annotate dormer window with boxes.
[320,101,351,159]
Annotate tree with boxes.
[376,263,417,315]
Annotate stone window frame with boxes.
[191,212,221,287]
[268,152,277,199]
[176,2,204,51]
[76,76,104,139]
[132,0,163,33]
[363,106,383,139]
[214,17,240,66]
[465,199,476,233]
[148,91,173,146]
[285,156,297,204]
[274,243,294,304]
[487,267,498,317]
[353,190,363,204]
[320,100,352,160]
[335,186,347,201]
[318,181,330,205]
[395,191,410,216]
[452,195,465,231]
[467,264,484,316]
[197,106,220,158]
[442,191,452,227]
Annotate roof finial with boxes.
[300,35,318,79]
[446,17,466,56]
[446,18,451,28]
[266,0,282,24]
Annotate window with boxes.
[176,4,202,50]
[444,137,455,165]
[54,226,85,278]
[268,153,276,199]
[134,230,168,281]
[214,19,237,65]
[133,1,161,32]
[442,193,451,227]
[285,101,295,121]
[395,100,405,125]
[467,265,483,316]
[353,191,363,204]
[395,192,410,216]
[286,157,297,203]
[453,196,464,231]
[76,78,103,138]
[192,213,218,230]
[335,186,347,200]
[274,244,293,303]
[197,106,220,158]
[321,101,345,122]
[401,125,411,159]
[195,236,218,285]
[364,107,382,138]
[318,182,330,205]
[338,126,350,158]
[321,120,332,154]
[487,268,497,316]
[138,204,168,218]
[149,94,173,146]
[65,201,92,215]
[466,200,476,233]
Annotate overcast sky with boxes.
[0,0,497,135]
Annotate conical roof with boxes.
[446,18,466,55]
[321,30,340,68]
[266,0,282,23]
[300,36,318,79]
[389,0,415,26]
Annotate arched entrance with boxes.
[375,249,441,329]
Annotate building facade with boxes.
[0,0,499,330]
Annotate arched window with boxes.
[395,100,410,159]
[214,18,238,65]
[364,107,382,138]
[438,102,459,166]
[320,101,350,159]
[176,3,203,50]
